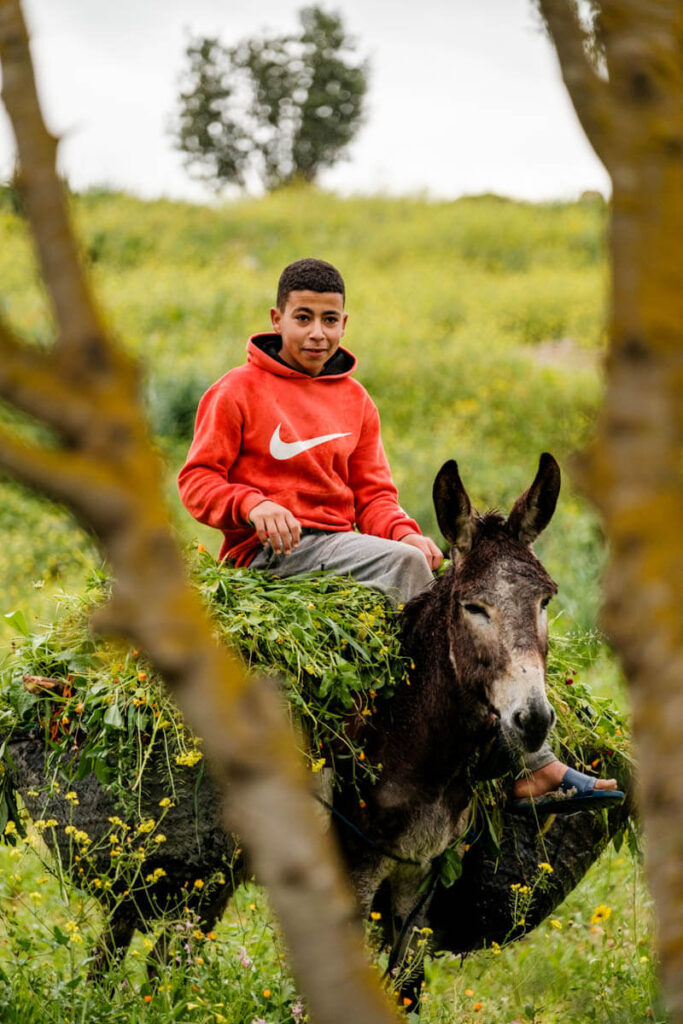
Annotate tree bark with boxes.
[0,3,397,1021]
[539,1,683,1017]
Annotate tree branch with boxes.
[538,0,617,171]
[0,314,97,436]
[0,1,124,376]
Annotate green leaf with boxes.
[103,704,124,729]
[3,609,30,637]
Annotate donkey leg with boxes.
[88,909,137,981]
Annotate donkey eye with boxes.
[463,602,490,620]
[540,596,552,610]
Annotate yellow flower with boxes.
[310,758,326,773]
[175,750,203,767]
[158,798,174,808]
[194,878,204,889]
[590,904,612,925]
[491,941,501,955]
[34,819,59,831]
[550,919,563,930]
[65,791,79,803]
[153,833,167,844]
[193,929,204,940]
[370,911,382,921]
[145,867,167,883]
[137,818,156,834]
[3,820,17,836]
[538,862,553,873]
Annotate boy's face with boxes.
[270,290,348,377]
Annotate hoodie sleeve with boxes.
[347,397,421,540]
[177,382,266,530]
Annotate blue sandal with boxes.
[512,767,625,816]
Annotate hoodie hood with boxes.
[247,332,357,379]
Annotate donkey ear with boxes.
[433,459,473,554]
[507,453,561,546]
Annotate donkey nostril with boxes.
[512,710,525,731]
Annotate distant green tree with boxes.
[173,6,368,192]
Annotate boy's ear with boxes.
[341,311,348,335]
[270,307,282,333]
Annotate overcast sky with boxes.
[0,0,610,203]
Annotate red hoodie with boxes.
[178,333,421,565]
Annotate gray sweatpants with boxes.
[250,530,555,775]
[250,530,435,607]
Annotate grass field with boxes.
[0,185,664,1022]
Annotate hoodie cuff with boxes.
[390,520,422,542]
[240,491,268,525]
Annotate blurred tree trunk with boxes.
[0,3,397,1021]
[539,1,683,1018]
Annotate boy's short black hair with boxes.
[276,258,345,309]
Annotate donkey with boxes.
[10,453,562,999]
[330,452,561,1006]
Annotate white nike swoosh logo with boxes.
[269,423,351,461]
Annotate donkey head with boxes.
[433,454,561,755]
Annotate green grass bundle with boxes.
[0,553,634,848]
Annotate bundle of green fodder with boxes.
[0,551,636,875]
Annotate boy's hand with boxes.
[249,500,302,555]
[400,533,444,570]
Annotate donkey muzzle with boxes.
[511,695,555,753]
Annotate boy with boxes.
[178,257,443,607]
[178,258,621,810]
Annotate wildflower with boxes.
[474,1002,483,1011]
[538,862,553,873]
[263,989,271,998]
[138,672,148,682]
[291,1000,304,1021]
[137,818,156,834]
[194,878,204,889]
[206,931,217,941]
[75,703,84,714]
[590,905,612,925]
[310,758,326,773]
[158,798,174,808]
[370,911,382,921]
[491,941,501,955]
[73,830,91,845]
[175,750,203,767]
[197,543,206,553]
[239,946,253,969]
[145,867,167,883]
[108,816,129,830]
[143,995,152,1003]
[465,989,474,997]
[153,834,167,844]
[193,930,204,940]
[550,919,563,930]
[3,821,17,836]
[27,789,39,798]
[33,818,55,832]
